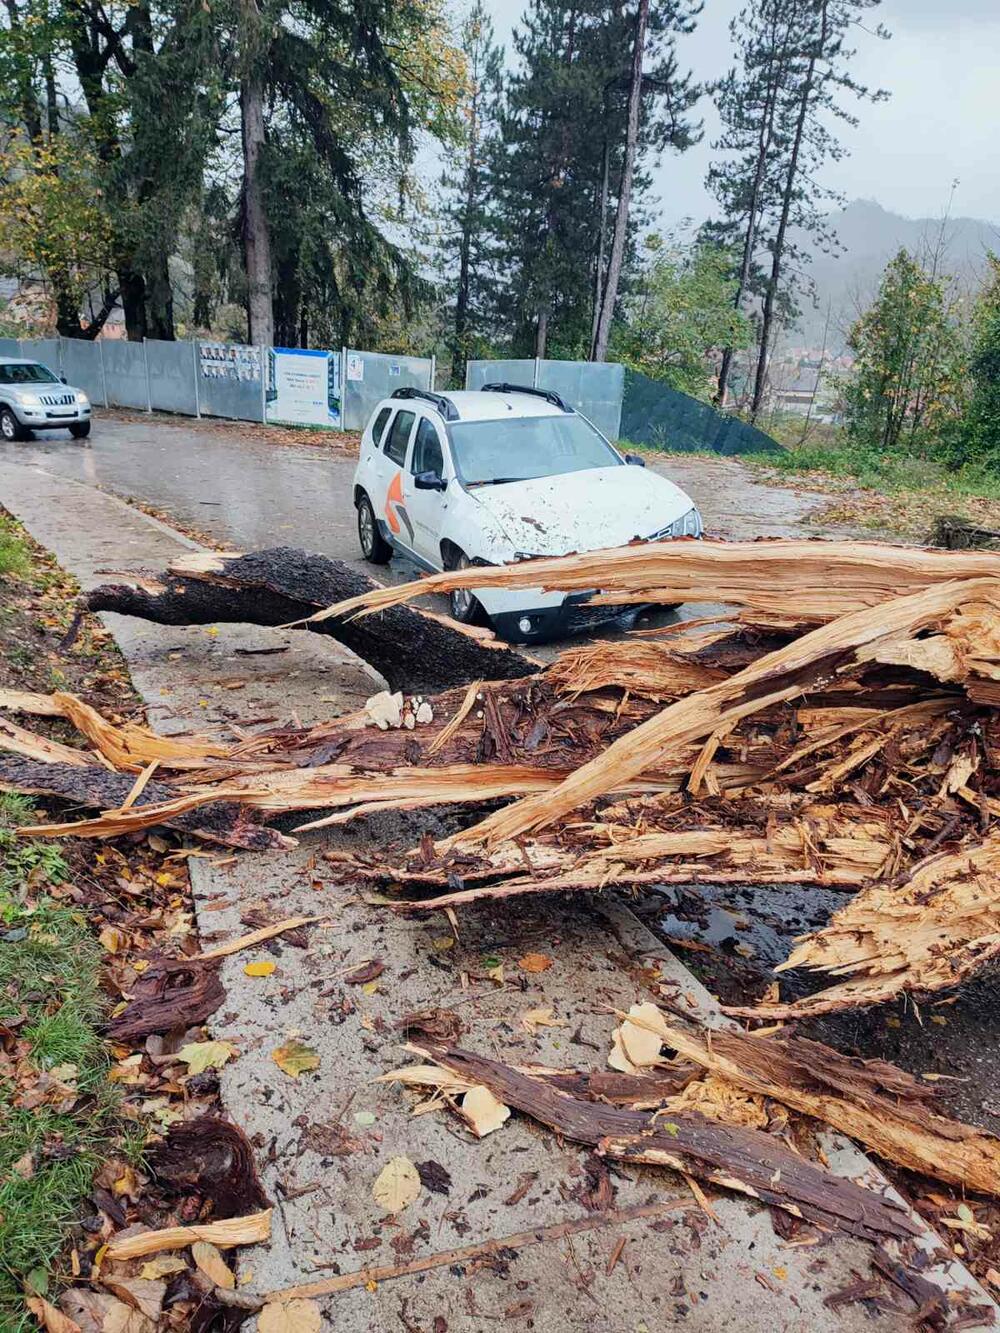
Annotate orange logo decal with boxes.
[384,471,405,535]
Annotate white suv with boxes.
[352,383,701,642]
[0,358,91,440]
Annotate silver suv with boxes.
[0,358,91,441]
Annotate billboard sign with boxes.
[265,347,342,428]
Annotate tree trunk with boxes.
[750,6,827,421]
[84,547,538,694]
[241,65,274,349]
[590,133,611,351]
[118,264,148,342]
[453,74,479,385]
[535,309,548,359]
[715,10,787,408]
[591,0,650,363]
[145,251,175,340]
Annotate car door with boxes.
[379,407,417,552]
[402,414,451,567]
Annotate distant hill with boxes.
[789,199,999,350]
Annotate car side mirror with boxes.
[624,453,646,467]
[414,470,446,491]
[59,375,68,384]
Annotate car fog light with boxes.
[518,617,532,634]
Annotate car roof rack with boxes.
[390,386,460,422]
[481,382,573,413]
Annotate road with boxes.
[0,408,840,567]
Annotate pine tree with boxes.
[438,0,505,384]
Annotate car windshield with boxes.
[449,414,621,486]
[0,362,59,385]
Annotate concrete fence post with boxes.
[192,340,201,418]
[143,337,152,412]
[429,354,436,391]
[341,346,348,429]
[259,345,267,423]
[98,338,109,407]
[532,357,541,388]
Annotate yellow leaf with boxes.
[99,925,126,954]
[258,1300,322,1333]
[139,1256,187,1280]
[272,1039,320,1077]
[176,1041,237,1075]
[431,935,454,951]
[372,1156,421,1212]
[192,1240,234,1290]
[520,1006,567,1034]
[244,960,276,977]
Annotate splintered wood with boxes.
[7,538,1000,1014]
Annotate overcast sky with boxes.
[480,0,1000,228]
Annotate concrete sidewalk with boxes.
[2,458,995,1331]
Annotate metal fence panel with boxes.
[19,339,62,375]
[465,359,536,391]
[342,350,432,430]
[619,369,783,456]
[196,341,263,421]
[102,339,148,409]
[61,340,105,404]
[535,360,624,440]
[146,339,198,416]
[0,339,21,359]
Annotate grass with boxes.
[0,794,117,1330]
[0,515,30,579]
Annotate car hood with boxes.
[468,465,695,556]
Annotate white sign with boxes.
[265,347,341,428]
[346,353,364,382]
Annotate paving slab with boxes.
[1,456,996,1331]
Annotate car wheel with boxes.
[0,408,26,442]
[446,549,487,626]
[357,492,392,564]
[70,421,91,440]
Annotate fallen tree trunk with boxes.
[729,831,1000,1019]
[394,1041,920,1243]
[85,547,537,693]
[309,536,1000,627]
[0,755,290,850]
[441,579,1000,853]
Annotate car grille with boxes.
[564,603,626,631]
[39,393,75,406]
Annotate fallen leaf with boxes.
[13,1149,35,1179]
[100,1298,156,1333]
[138,1256,187,1281]
[176,1040,237,1075]
[272,1039,320,1077]
[26,1296,81,1333]
[372,1156,421,1212]
[520,1006,567,1034]
[461,1085,511,1137]
[353,1110,376,1126]
[415,1160,452,1195]
[99,926,127,954]
[430,936,454,951]
[345,959,384,984]
[258,1298,323,1333]
[191,1240,235,1290]
[100,1278,165,1322]
[244,960,276,977]
[518,953,553,974]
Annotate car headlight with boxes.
[74,391,89,405]
[648,507,703,541]
[18,393,41,407]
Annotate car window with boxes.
[0,362,59,385]
[411,417,444,477]
[371,406,391,446]
[384,409,414,466]
[449,413,621,486]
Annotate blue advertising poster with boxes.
[265,347,342,427]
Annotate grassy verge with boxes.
[0,794,121,1329]
[745,426,1000,540]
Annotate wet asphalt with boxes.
[5,409,998,1133]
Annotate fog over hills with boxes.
[790,199,1000,351]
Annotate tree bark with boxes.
[241,59,274,349]
[452,68,479,384]
[591,0,649,363]
[84,547,538,694]
[534,308,548,359]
